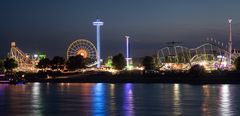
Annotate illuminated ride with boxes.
[157,38,239,70]
[67,39,97,67]
[9,42,37,71]
[93,18,104,68]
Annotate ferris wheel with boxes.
[67,39,97,63]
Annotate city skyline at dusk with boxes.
[1,0,240,58]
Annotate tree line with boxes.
[0,58,18,73]
[2,53,240,73]
[36,55,86,72]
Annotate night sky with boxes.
[1,0,240,59]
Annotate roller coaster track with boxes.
[157,38,240,69]
[9,42,34,70]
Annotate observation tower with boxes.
[93,18,104,68]
[228,18,232,66]
[125,36,133,69]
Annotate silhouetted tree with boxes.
[189,64,206,77]
[85,58,95,66]
[112,53,126,70]
[50,56,65,71]
[142,56,156,70]
[0,59,5,73]
[4,58,18,73]
[234,57,240,71]
[66,55,86,70]
[36,58,50,72]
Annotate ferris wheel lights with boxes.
[67,39,97,66]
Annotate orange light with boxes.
[77,49,88,58]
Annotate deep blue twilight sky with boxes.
[1,0,240,59]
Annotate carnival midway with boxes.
[2,18,240,76]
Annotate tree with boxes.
[234,57,240,71]
[66,55,86,70]
[189,64,206,77]
[0,59,5,73]
[85,58,95,66]
[4,58,18,73]
[142,56,156,70]
[36,58,50,72]
[50,56,65,71]
[112,53,126,70]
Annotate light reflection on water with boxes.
[173,84,181,115]
[31,82,42,116]
[124,83,134,116]
[202,85,210,115]
[109,84,116,114]
[0,83,239,116]
[219,85,231,116]
[92,83,106,116]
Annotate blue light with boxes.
[124,83,134,116]
[93,18,104,68]
[93,19,104,26]
[92,83,106,116]
[126,37,129,58]
[125,36,130,68]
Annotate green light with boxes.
[38,52,46,60]
[105,57,113,68]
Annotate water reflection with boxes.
[0,84,7,95]
[81,83,92,95]
[1,83,240,115]
[124,83,134,116]
[92,83,106,116]
[31,82,42,116]
[0,84,8,113]
[173,84,181,115]
[109,84,116,114]
[110,84,115,97]
[219,85,231,116]
[202,85,210,115]
[202,85,210,97]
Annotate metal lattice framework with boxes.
[157,39,240,69]
[9,42,34,71]
[67,39,97,65]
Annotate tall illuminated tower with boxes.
[228,18,232,66]
[93,18,104,68]
[125,36,133,69]
[125,36,130,68]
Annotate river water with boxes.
[0,83,239,116]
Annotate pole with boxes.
[228,19,232,66]
[93,18,104,68]
[96,25,101,68]
[125,36,130,68]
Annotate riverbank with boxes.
[25,71,240,84]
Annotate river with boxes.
[0,83,239,116]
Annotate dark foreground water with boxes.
[0,83,240,116]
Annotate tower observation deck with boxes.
[93,18,104,68]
